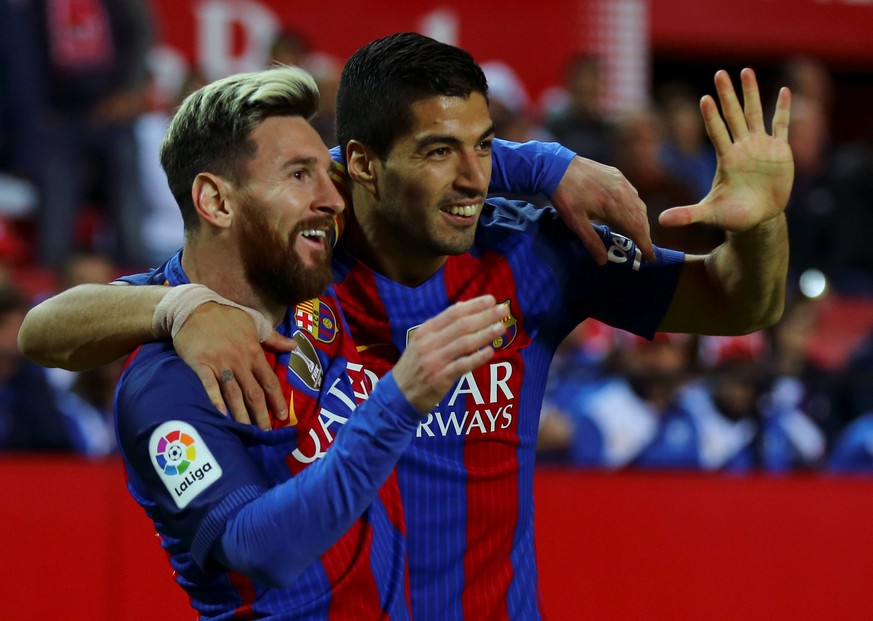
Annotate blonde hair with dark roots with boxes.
[160,66,320,231]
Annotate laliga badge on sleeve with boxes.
[149,421,223,509]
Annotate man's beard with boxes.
[238,199,334,307]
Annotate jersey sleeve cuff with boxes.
[368,371,422,428]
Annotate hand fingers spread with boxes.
[740,68,765,133]
[713,69,749,141]
[772,87,792,141]
[700,94,733,157]
[659,204,705,228]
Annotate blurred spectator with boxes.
[0,0,46,182]
[538,338,660,469]
[827,319,873,472]
[842,331,873,425]
[481,61,554,208]
[481,61,553,144]
[45,250,121,457]
[268,26,310,67]
[268,28,340,145]
[135,69,204,265]
[827,136,873,293]
[543,54,616,164]
[828,411,873,473]
[785,95,839,283]
[30,0,155,269]
[626,334,749,471]
[59,248,116,290]
[657,81,717,201]
[781,56,833,112]
[757,292,831,471]
[55,357,122,457]
[677,334,768,472]
[613,108,723,254]
[0,0,44,269]
[1,283,75,451]
[540,333,703,469]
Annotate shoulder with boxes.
[116,342,208,429]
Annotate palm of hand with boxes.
[703,129,794,232]
[660,69,794,234]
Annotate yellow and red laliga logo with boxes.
[294,298,338,343]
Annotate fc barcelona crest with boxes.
[294,298,338,343]
[492,300,517,350]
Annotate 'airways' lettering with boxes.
[417,404,514,438]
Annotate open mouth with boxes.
[441,201,481,222]
[298,228,328,249]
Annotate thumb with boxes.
[658,203,708,228]
[262,330,298,353]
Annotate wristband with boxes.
[152,284,274,341]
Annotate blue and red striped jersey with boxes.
[332,199,684,620]
[115,251,416,620]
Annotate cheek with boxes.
[383,168,427,207]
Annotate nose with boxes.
[454,149,490,196]
[315,169,345,216]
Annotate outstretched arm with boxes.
[658,68,793,335]
[18,283,296,428]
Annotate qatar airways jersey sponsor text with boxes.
[288,357,517,465]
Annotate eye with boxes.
[427,146,452,158]
[291,168,311,181]
[477,139,493,152]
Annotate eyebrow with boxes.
[414,124,496,151]
[280,156,319,170]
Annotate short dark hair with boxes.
[335,32,489,162]
[160,66,319,232]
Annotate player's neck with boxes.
[342,215,447,287]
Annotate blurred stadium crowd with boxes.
[1,0,872,472]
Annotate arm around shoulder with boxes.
[18,283,169,369]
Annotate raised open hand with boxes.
[659,69,793,234]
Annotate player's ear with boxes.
[346,140,379,196]
[192,173,234,228]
